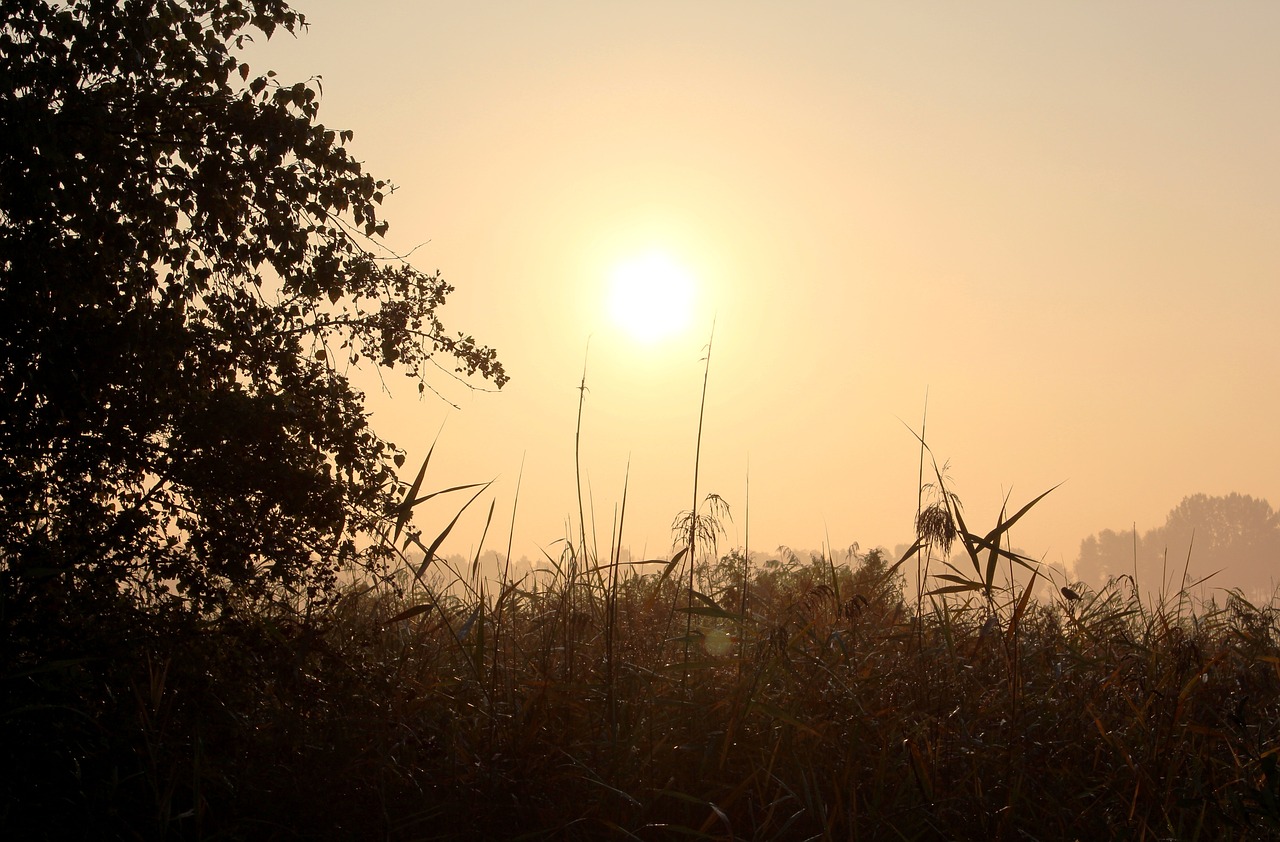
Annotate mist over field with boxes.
[5,2,1280,839]
[239,0,1280,588]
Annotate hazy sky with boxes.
[243,2,1279,584]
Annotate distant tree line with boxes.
[1075,493,1280,600]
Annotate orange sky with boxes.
[243,2,1280,587]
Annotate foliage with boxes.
[0,0,506,629]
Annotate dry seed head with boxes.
[916,503,956,556]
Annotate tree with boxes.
[1075,494,1280,598]
[0,0,506,635]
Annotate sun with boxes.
[606,251,696,343]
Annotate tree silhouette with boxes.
[0,0,505,635]
[1076,493,1280,599]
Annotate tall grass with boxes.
[99,538,1274,840]
[6,365,1280,841]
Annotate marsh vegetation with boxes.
[4,3,1279,839]
[8,480,1280,840]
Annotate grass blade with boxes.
[470,497,497,581]
[393,422,445,542]
[657,545,690,587]
[383,603,433,627]
[413,480,494,581]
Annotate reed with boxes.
[7,361,1280,842]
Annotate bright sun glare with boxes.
[606,252,695,343]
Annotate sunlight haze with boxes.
[242,2,1280,594]
[607,251,697,343]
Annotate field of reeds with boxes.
[6,369,1280,842]
[8,518,1280,841]
[2,351,1276,842]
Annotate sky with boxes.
[242,2,1279,587]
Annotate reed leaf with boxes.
[470,497,497,581]
[392,425,442,542]
[383,603,433,627]
[657,545,690,587]
[412,480,494,581]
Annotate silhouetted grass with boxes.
[6,384,1280,840]
[7,506,1280,840]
